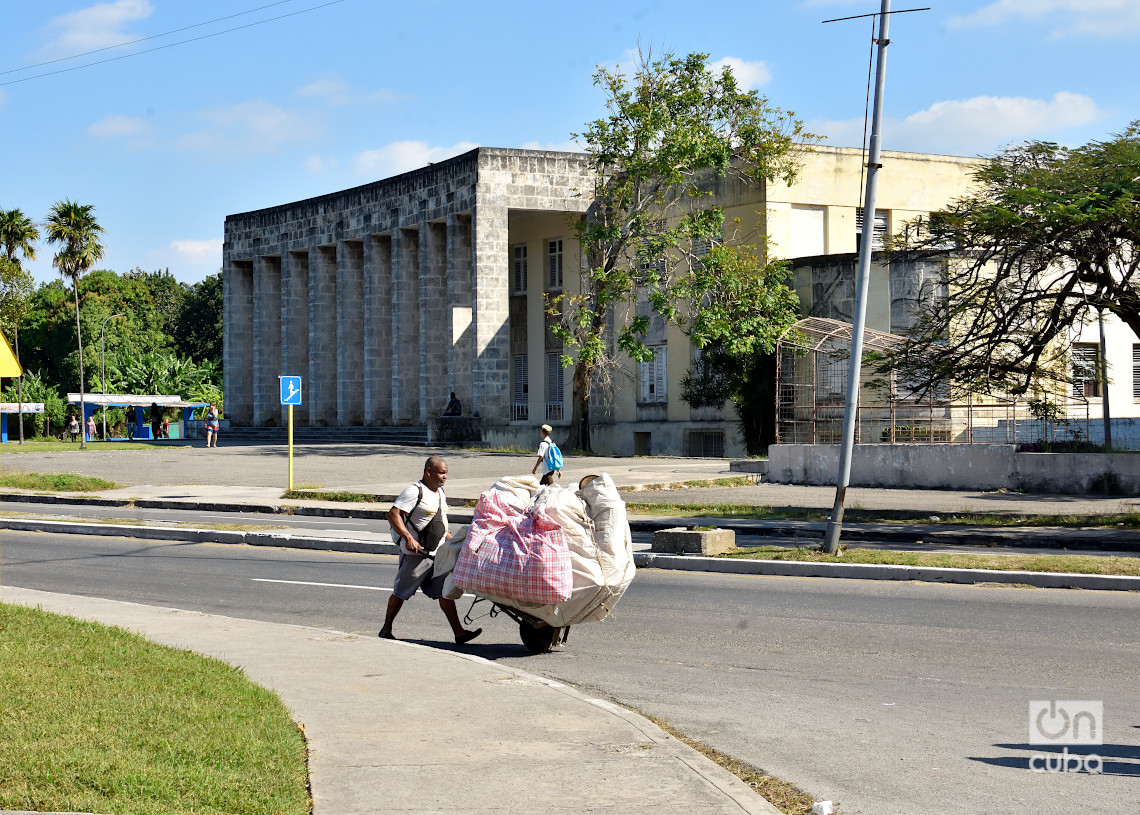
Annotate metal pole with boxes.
[1099,309,1112,449]
[100,313,124,441]
[288,404,294,490]
[824,0,891,555]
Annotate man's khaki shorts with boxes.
[392,552,447,600]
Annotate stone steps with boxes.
[219,426,430,446]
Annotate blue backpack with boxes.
[544,441,564,472]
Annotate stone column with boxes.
[364,234,392,423]
[223,260,254,424]
[253,255,282,425]
[420,221,448,419]
[337,240,365,425]
[446,213,474,413]
[281,250,310,425]
[391,228,420,421]
[471,202,510,421]
[309,245,338,426]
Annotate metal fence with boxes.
[776,318,1090,445]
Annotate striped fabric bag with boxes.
[451,489,572,606]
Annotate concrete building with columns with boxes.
[224,144,988,456]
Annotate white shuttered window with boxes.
[855,208,888,250]
[512,244,527,294]
[546,353,564,404]
[640,346,668,403]
[547,238,563,290]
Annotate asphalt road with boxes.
[2,530,1136,815]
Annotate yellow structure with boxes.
[506,146,981,457]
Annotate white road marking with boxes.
[252,577,474,597]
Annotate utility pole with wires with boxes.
[821,2,929,555]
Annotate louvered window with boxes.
[855,208,889,250]
[640,346,668,403]
[512,244,527,294]
[547,238,563,290]
[512,355,529,421]
[1133,345,1140,401]
[546,352,564,405]
[1071,343,1101,398]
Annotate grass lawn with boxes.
[0,603,310,815]
[0,471,120,491]
[0,440,184,453]
[724,545,1140,576]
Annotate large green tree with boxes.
[676,241,800,453]
[45,200,104,449]
[174,273,223,365]
[886,122,1140,398]
[559,50,814,450]
[0,207,40,443]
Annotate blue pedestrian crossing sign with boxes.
[279,375,303,405]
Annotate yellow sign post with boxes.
[279,376,302,491]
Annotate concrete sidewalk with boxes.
[2,586,781,815]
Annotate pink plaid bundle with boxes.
[452,490,573,606]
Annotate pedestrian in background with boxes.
[532,423,563,485]
[205,403,220,448]
[85,415,97,442]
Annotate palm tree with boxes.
[0,207,40,444]
[45,200,104,449]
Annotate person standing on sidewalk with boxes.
[532,424,562,485]
[205,403,220,448]
[379,455,482,645]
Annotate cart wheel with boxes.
[519,621,560,654]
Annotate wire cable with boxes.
[1,0,305,77]
[0,0,347,88]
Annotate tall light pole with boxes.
[101,313,124,440]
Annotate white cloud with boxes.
[519,139,582,153]
[709,56,771,90]
[304,154,338,173]
[296,75,403,107]
[170,238,222,265]
[175,101,318,155]
[45,0,153,56]
[811,92,1105,155]
[88,113,148,138]
[948,0,1140,39]
[353,140,479,178]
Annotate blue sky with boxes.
[4,0,1138,286]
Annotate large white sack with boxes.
[573,472,636,623]
[462,473,634,628]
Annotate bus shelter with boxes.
[67,394,209,440]
[0,402,45,442]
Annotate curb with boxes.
[0,518,399,556]
[7,517,1139,592]
[6,491,1140,551]
[634,552,1140,592]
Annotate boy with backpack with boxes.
[532,423,563,485]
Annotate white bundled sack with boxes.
[453,472,634,627]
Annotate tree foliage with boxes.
[676,242,799,453]
[558,49,815,449]
[886,122,1140,398]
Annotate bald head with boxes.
[422,455,449,491]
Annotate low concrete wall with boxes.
[427,417,482,444]
[768,443,1140,494]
